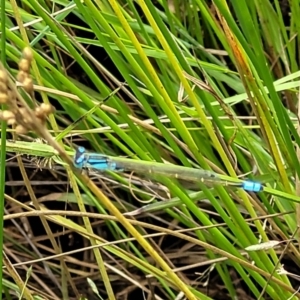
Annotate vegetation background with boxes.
[1,0,300,299]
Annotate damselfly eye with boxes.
[77,146,85,154]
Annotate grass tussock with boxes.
[1,1,300,299]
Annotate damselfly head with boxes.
[74,146,86,168]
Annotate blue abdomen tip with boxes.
[242,181,262,192]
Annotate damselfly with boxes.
[74,146,262,192]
